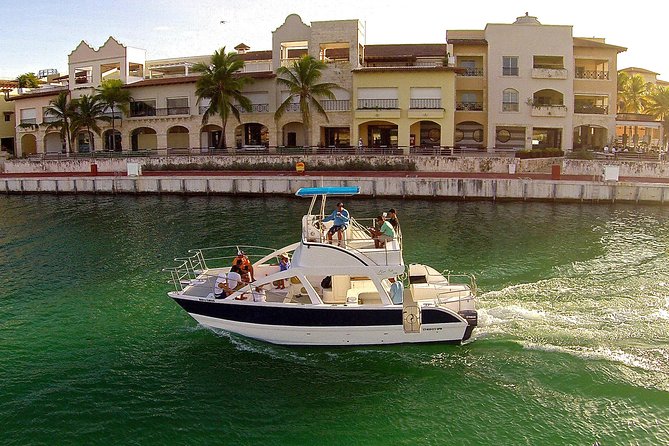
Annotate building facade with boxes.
[10,13,627,156]
[448,13,625,152]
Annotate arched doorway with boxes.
[103,129,122,151]
[44,132,63,154]
[131,127,157,151]
[574,125,607,150]
[280,122,304,147]
[167,126,189,149]
[20,134,37,156]
[358,120,398,147]
[74,131,93,153]
[410,120,441,147]
[234,123,269,148]
[455,121,485,149]
[200,124,222,149]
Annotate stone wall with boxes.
[3,174,669,204]
[4,155,669,179]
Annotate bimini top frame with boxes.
[296,186,361,218]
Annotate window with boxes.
[503,56,518,76]
[4,113,10,122]
[130,100,156,117]
[502,89,519,112]
[166,97,189,115]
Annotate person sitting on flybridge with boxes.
[321,201,350,245]
[369,214,396,249]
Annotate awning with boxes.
[295,186,360,197]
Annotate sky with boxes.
[1,0,667,80]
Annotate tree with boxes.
[44,91,76,154]
[71,95,110,153]
[95,79,131,151]
[618,74,650,148]
[274,55,339,147]
[645,85,669,150]
[193,47,252,150]
[16,72,40,89]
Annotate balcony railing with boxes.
[74,76,92,85]
[130,109,157,117]
[321,99,351,111]
[457,67,484,77]
[20,118,37,125]
[531,104,567,117]
[155,107,191,116]
[42,115,60,123]
[574,104,609,114]
[102,111,123,119]
[239,103,270,113]
[575,70,609,80]
[410,98,442,109]
[357,99,399,109]
[284,103,301,112]
[456,102,483,111]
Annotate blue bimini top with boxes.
[295,186,360,197]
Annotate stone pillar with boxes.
[398,121,411,155]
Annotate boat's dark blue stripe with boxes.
[172,297,461,327]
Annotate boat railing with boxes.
[164,245,282,292]
[433,272,477,313]
[442,271,478,296]
[187,245,280,269]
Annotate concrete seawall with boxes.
[3,175,669,204]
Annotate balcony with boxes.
[410,98,441,109]
[531,67,568,79]
[575,70,609,80]
[130,108,157,118]
[531,105,567,117]
[357,99,399,109]
[574,104,608,115]
[457,67,484,77]
[155,107,191,116]
[456,102,483,111]
[321,99,351,112]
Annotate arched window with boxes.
[502,89,519,112]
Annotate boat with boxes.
[164,186,478,346]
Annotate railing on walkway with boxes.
[20,146,539,161]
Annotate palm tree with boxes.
[645,85,669,151]
[44,91,76,154]
[95,79,131,151]
[71,95,110,153]
[16,72,40,91]
[193,47,252,150]
[274,55,339,147]
[619,74,650,148]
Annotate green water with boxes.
[1,195,668,445]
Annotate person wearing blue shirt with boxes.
[322,201,350,245]
[389,277,404,305]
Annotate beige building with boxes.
[1,80,18,154]
[10,13,627,156]
[448,13,625,151]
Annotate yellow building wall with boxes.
[352,69,457,150]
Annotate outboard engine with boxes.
[458,309,478,341]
